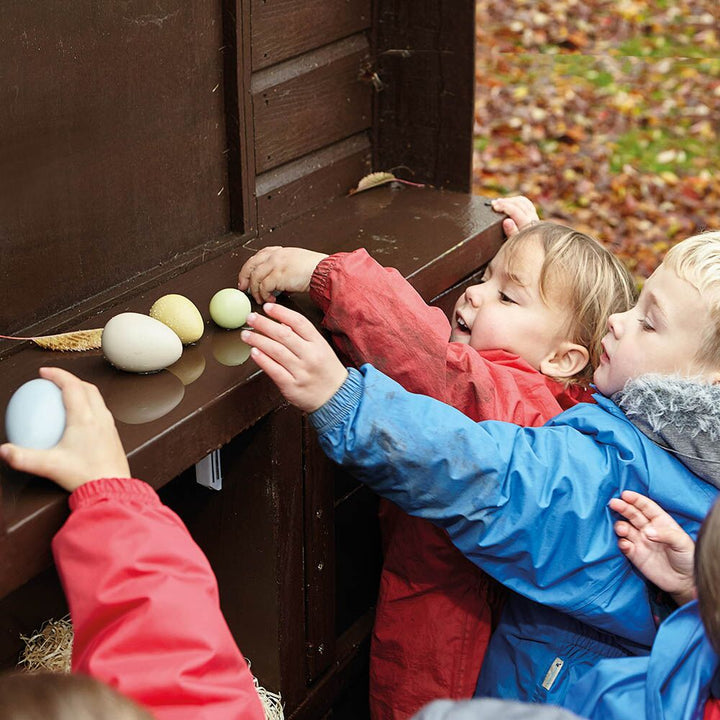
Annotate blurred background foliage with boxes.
[473,0,719,277]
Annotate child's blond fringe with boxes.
[18,618,285,720]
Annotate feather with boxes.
[0,329,103,352]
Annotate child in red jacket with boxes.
[238,198,637,720]
[0,367,265,720]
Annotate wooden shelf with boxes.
[0,186,503,600]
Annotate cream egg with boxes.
[5,378,66,449]
[102,312,183,373]
[149,294,204,344]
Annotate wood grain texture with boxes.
[2,0,229,336]
[303,422,338,682]
[373,0,476,191]
[251,0,371,70]
[252,35,372,173]
[256,134,371,232]
[223,0,257,233]
[160,408,306,709]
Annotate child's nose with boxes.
[607,312,624,336]
[465,284,484,307]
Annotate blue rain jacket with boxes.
[566,601,717,720]
[311,366,719,703]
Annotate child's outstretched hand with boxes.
[490,196,540,236]
[241,303,348,413]
[609,490,696,606]
[0,367,131,493]
[238,246,329,304]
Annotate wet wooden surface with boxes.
[0,186,503,599]
[0,187,502,714]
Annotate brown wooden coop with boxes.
[0,1,503,718]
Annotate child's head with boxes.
[696,496,720,654]
[593,231,720,397]
[450,222,637,384]
[0,671,153,719]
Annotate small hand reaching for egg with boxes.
[0,368,131,492]
[238,246,328,304]
[241,303,348,413]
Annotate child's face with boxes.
[593,263,717,396]
[450,236,573,371]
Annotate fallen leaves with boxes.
[473,0,720,278]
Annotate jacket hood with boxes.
[612,374,720,489]
[412,699,584,720]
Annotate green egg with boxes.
[209,288,251,329]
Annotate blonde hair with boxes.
[0,671,153,720]
[696,496,720,654]
[662,231,720,369]
[504,222,638,384]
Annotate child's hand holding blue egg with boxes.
[1,368,131,492]
[5,378,67,450]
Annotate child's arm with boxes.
[238,246,329,304]
[0,367,130,491]
[1,368,264,720]
[244,247,568,425]
[242,305,665,645]
[610,490,697,606]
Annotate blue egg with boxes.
[5,378,66,449]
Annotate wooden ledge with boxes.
[0,186,503,599]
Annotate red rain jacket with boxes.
[310,249,594,720]
[52,477,265,720]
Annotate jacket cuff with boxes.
[68,477,159,511]
[310,367,363,434]
[309,253,344,309]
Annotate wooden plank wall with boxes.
[2,0,475,342]
[1,0,374,341]
[373,0,476,192]
[248,0,373,233]
[1,0,230,338]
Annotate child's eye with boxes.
[638,318,655,332]
[499,291,516,304]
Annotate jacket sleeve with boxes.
[311,365,657,645]
[52,477,265,720]
[309,249,565,425]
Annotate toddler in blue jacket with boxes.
[240,230,720,708]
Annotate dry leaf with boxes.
[348,172,426,196]
[0,329,103,351]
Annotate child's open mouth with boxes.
[455,315,470,333]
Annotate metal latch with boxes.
[195,449,223,491]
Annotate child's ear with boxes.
[539,342,590,380]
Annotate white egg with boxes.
[5,378,66,449]
[102,312,183,373]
